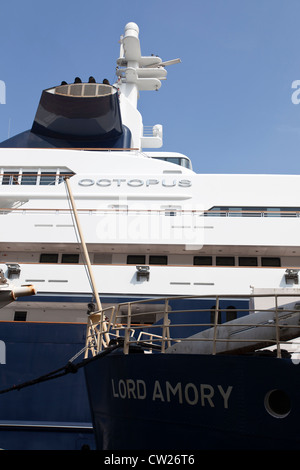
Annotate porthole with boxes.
[264,389,291,418]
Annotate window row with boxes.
[40,253,79,263]
[0,169,74,185]
[40,253,169,265]
[153,156,192,169]
[193,256,281,267]
[39,253,281,267]
[208,206,300,217]
[127,255,281,267]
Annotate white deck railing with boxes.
[1,207,300,218]
[84,293,300,360]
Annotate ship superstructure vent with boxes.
[54,83,113,98]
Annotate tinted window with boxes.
[210,306,221,325]
[226,306,237,322]
[2,171,19,185]
[149,255,168,265]
[21,172,37,185]
[14,311,27,321]
[40,172,57,185]
[261,257,281,267]
[238,257,258,266]
[127,255,146,264]
[40,253,59,263]
[216,256,235,266]
[194,256,212,266]
[61,254,79,263]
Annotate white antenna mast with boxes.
[116,22,181,108]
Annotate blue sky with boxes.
[1,0,300,175]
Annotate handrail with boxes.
[85,306,115,357]
[142,126,156,136]
[0,206,300,217]
[207,209,300,217]
[84,293,300,359]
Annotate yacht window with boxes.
[194,256,212,266]
[228,207,242,217]
[21,172,38,185]
[149,255,168,265]
[238,257,258,266]
[243,207,263,217]
[2,171,19,185]
[40,172,57,185]
[165,208,181,216]
[152,156,192,169]
[61,254,79,263]
[161,205,181,216]
[210,306,221,325]
[14,311,27,321]
[216,256,235,266]
[265,208,281,217]
[40,253,59,263]
[280,207,298,217]
[207,207,226,217]
[180,157,192,169]
[261,257,281,267]
[226,306,237,322]
[207,206,300,217]
[168,158,180,165]
[127,255,146,265]
[0,168,74,185]
[58,172,74,184]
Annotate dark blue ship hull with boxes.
[0,322,95,450]
[0,296,249,449]
[84,351,300,450]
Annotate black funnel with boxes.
[31,83,123,141]
[0,82,132,149]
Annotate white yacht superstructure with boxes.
[1,20,300,453]
[0,22,299,325]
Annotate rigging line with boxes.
[0,343,122,395]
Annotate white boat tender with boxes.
[166,304,300,355]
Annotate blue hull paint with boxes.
[0,322,95,450]
[84,352,300,450]
[0,296,249,450]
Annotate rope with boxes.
[0,343,121,395]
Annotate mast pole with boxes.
[64,177,102,311]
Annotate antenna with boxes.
[145,58,181,68]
